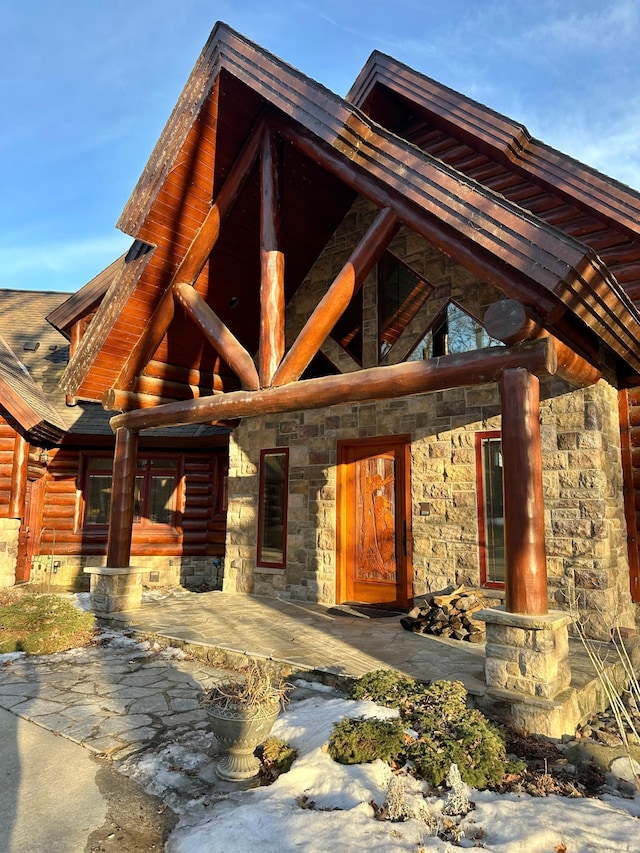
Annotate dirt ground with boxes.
[86,759,178,853]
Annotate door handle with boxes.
[402,520,407,557]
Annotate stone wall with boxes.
[0,519,20,587]
[28,554,223,592]
[222,197,634,637]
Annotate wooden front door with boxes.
[15,479,41,583]
[337,437,412,609]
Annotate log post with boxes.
[500,368,548,615]
[9,433,28,519]
[259,129,285,387]
[106,427,139,568]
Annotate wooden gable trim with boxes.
[60,241,153,395]
[348,52,640,243]
[46,251,132,336]
[64,21,640,404]
[0,377,65,443]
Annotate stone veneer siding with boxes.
[27,555,223,592]
[222,197,634,639]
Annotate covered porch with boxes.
[103,588,631,738]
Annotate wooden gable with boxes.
[61,22,640,429]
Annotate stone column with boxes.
[84,566,142,616]
[476,606,572,699]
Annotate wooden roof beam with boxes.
[115,113,266,391]
[173,282,259,390]
[111,337,558,433]
[272,207,399,387]
[273,117,563,322]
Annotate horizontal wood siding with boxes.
[38,446,227,558]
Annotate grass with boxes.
[0,591,95,654]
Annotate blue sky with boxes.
[2,0,639,293]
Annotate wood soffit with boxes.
[62,21,640,412]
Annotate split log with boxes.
[400,585,498,642]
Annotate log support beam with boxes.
[111,336,557,432]
[484,299,602,388]
[272,207,398,387]
[500,368,548,615]
[106,427,139,568]
[259,129,285,387]
[173,282,259,390]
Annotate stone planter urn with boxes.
[206,698,281,781]
[203,663,286,782]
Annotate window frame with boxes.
[80,452,184,532]
[475,431,505,589]
[256,448,289,569]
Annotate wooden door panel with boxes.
[338,437,411,609]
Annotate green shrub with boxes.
[349,668,428,709]
[0,594,95,654]
[339,671,513,790]
[328,716,406,765]
[406,680,508,789]
[261,737,298,775]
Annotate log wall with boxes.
[39,446,227,557]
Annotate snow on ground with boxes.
[5,607,640,852]
[160,683,640,853]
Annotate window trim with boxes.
[475,431,505,589]
[256,448,289,569]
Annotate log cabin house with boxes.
[11,23,640,657]
[0,287,228,592]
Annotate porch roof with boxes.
[60,21,640,410]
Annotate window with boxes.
[257,449,289,568]
[83,455,180,528]
[408,301,501,361]
[378,252,432,359]
[475,432,505,587]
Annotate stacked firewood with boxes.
[400,585,495,643]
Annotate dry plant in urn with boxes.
[203,661,288,781]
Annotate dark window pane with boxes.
[482,437,505,584]
[86,474,112,524]
[258,451,288,566]
[148,475,174,525]
[378,253,431,358]
[331,288,363,364]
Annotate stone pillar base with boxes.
[476,607,572,700]
[84,566,142,615]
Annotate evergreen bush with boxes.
[328,716,406,765]
[336,670,511,789]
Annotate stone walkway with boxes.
[0,633,224,763]
[107,589,489,694]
